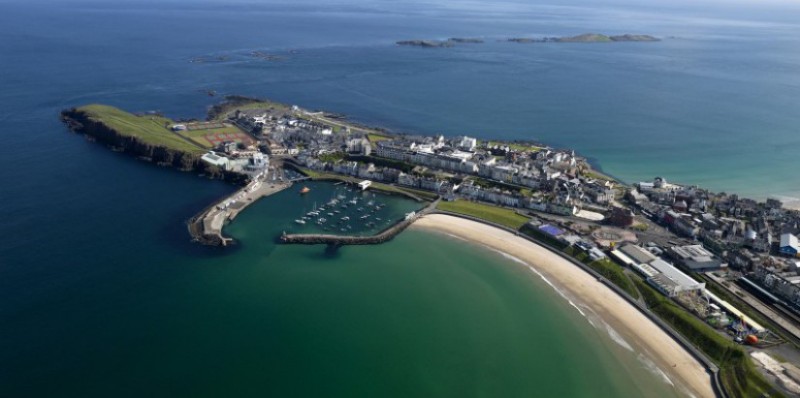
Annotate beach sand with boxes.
[413,214,715,398]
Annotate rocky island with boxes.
[397,37,484,47]
[396,40,455,48]
[508,33,660,43]
[398,34,658,48]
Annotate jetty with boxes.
[280,198,440,246]
[188,166,302,246]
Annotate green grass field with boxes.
[367,133,393,143]
[78,104,204,154]
[483,141,543,152]
[436,199,529,230]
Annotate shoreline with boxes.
[413,214,716,398]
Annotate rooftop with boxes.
[649,259,704,291]
[618,244,657,265]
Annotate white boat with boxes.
[341,216,350,221]
[349,198,358,205]
[295,219,306,225]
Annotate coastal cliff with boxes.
[60,106,246,183]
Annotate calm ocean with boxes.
[2,0,799,396]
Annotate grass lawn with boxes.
[367,133,393,143]
[437,199,529,230]
[484,141,543,152]
[78,104,204,154]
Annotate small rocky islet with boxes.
[397,33,659,47]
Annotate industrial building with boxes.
[668,244,726,272]
[611,244,705,297]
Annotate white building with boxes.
[200,152,229,168]
[458,136,477,151]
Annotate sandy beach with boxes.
[413,214,715,398]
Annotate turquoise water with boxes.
[4,0,800,396]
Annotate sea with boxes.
[2,0,800,396]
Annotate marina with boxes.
[281,182,425,238]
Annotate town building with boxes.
[609,206,634,227]
[668,244,726,272]
[780,233,799,257]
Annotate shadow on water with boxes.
[323,244,342,258]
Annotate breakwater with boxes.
[189,178,292,246]
[280,198,439,246]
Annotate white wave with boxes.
[484,247,592,320]
[605,323,634,352]
[637,353,675,387]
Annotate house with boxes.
[780,233,799,257]
[609,206,634,227]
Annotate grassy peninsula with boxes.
[72,105,203,153]
[60,104,244,182]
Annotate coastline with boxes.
[413,214,716,398]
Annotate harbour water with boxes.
[283,181,424,236]
[3,0,800,396]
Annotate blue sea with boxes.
[2,0,800,396]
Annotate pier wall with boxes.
[188,180,291,246]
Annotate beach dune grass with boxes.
[436,199,529,230]
[77,104,204,154]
